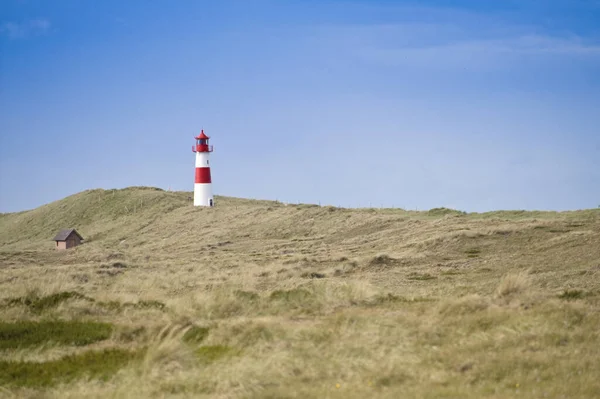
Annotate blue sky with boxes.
[1,0,599,213]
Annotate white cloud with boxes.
[310,21,600,71]
[358,34,600,69]
[299,1,600,71]
[1,18,51,39]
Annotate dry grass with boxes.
[495,271,531,298]
[0,187,599,398]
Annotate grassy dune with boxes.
[0,187,599,398]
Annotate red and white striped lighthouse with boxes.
[192,130,214,207]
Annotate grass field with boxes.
[1,187,599,398]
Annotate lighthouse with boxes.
[192,130,214,207]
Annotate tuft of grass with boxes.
[0,320,113,349]
[369,254,395,267]
[558,289,587,301]
[495,271,530,298]
[301,272,327,279]
[183,325,210,344]
[465,248,482,258]
[115,326,146,343]
[0,348,140,387]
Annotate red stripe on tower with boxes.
[195,167,212,183]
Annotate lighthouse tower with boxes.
[192,130,214,207]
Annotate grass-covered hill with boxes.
[0,187,599,398]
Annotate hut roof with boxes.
[53,229,84,241]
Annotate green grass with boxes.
[2,291,166,314]
[195,345,237,364]
[4,291,92,314]
[0,320,113,349]
[0,348,140,387]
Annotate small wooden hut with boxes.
[53,229,84,250]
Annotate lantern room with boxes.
[192,130,213,153]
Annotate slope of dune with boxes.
[1,187,599,398]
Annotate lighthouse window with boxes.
[207,160,209,165]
